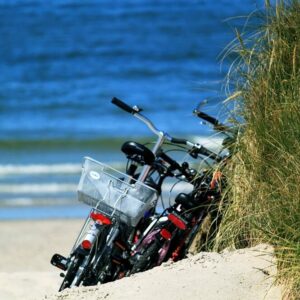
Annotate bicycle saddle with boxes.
[121,141,155,165]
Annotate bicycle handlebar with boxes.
[193,109,231,133]
[112,97,138,114]
[112,97,163,137]
[193,110,219,126]
[157,150,181,171]
[157,150,197,181]
[169,137,222,162]
[111,97,224,162]
[169,137,190,145]
[194,145,222,162]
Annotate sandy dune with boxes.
[0,220,282,300]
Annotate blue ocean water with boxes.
[0,0,264,218]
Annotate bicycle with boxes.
[50,98,218,290]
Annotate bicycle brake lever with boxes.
[188,147,199,159]
[132,105,143,113]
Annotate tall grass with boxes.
[215,1,300,297]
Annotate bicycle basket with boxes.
[77,157,158,227]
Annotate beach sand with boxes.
[0,220,282,300]
[0,219,83,300]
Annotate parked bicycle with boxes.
[129,152,223,274]
[128,104,236,274]
[50,98,218,290]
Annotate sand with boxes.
[0,220,282,300]
[0,219,83,300]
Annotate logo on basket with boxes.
[89,171,100,180]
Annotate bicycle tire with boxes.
[131,241,161,274]
[59,253,84,291]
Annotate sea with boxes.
[0,0,265,220]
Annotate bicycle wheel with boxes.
[59,253,84,291]
[131,241,161,274]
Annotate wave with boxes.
[0,197,76,207]
[0,163,81,176]
[0,183,77,194]
[0,161,125,177]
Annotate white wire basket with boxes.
[77,157,158,227]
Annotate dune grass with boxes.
[213,1,300,297]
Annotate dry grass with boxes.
[213,1,300,297]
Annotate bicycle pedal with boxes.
[51,253,68,271]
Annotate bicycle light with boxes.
[160,228,172,240]
[90,211,112,225]
[168,213,187,230]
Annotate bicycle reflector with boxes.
[168,213,187,230]
[81,239,92,250]
[90,211,112,225]
[160,228,172,240]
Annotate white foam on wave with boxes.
[0,183,77,194]
[0,163,82,176]
[0,161,125,177]
[0,197,76,207]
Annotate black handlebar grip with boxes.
[193,110,219,126]
[198,146,222,162]
[170,137,188,145]
[111,97,136,114]
[159,151,181,171]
